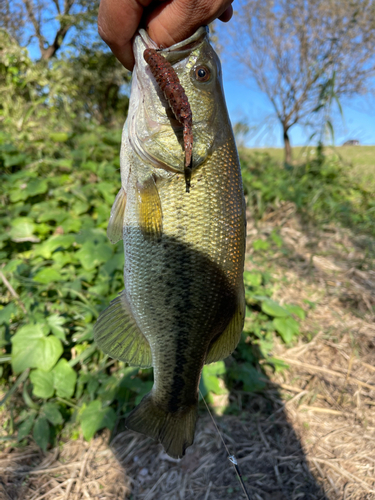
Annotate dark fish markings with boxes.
[143,48,193,193]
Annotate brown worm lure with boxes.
[144,48,193,193]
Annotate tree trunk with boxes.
[283,127,292,165]
[40,25,71,60]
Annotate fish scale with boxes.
[94,27,246,459]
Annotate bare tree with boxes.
[0,1,26,43]
[0,0,99,60]
[228,0,375,163]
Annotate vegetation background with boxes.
[0,1,374,498]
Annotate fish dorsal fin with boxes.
[205,285,245,364]
[107,187,127,244]
[94,291,152,368]
[136,177,163,238]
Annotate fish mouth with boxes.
[135,26,208,130]
[130,27,211,173]
[138,26,208,64]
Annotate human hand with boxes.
[98,0,234,71]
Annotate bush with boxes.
[241,148,375,236]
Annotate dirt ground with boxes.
[1,204,374,500]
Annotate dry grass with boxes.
[1,203,374,500]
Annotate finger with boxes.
[218,4,233,23]
[145,0,234,49]
[98,0,152,70]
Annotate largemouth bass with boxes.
[94,26,246,459]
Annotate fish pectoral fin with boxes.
[94,290,152,368]
[126,393,197,459]
[136,177,163,238]
[107,187,127,244]
[205,285,245,364]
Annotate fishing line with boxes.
[199,390,251,500]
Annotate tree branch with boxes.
[52,0,61,13]
[22,0,47,56]
[23,0,76,60]
[41,23,70,59]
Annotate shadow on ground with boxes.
[110,387,329,500]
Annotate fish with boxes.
[94,26,246,459]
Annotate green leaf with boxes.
[266,357,289,373]
[72,200,89,215]
[22,383,39,410]
[199,362,227,398]
[243,271,262,287]
[60,217,81,233]
[204,361,226,376]
[271,232,283,248]
[102,252,124,274]
[253,239,270,251]
[134,381,153,405]
[0,303,17,325]
[33,416,50,452]
[273,317,300,343]
[18,411,37,441]
[30,369,54,399]
[33,268,64,284]
[76,242,113,271]
[55,158,72,170]
[284,304,306,320]
[52,359,77,399]
[9,217,36,241]
[230,364,266,392]
[0,369,30,407]
[37,210,67,224]
[261,300,290,318]
[5,153,27,168]
[47,314,66,341]
[41,403,63,425]
[34,234,75,258]
[80,400,116,440]
[11,324,63,374]
[50,132,69,142]
[25,179,48,197]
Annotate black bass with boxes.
[94,26,246,459]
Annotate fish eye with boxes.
[194,66,211,82]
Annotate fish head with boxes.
[128,26,230,174]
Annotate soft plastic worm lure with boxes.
[144,48,193,193]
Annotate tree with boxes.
[228,0,375,163]
[0,1,26,43]
[0,0,130,129]
[0,0,99,60]
[60,44,130,124]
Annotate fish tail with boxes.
[125,394,197,459]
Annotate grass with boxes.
[240,145,375,241]
[248,145,375,190]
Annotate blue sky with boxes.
[222,66,375,148]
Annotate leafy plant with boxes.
[198,259,306,412]
[229,268,305,387]
[0,125,155,450]
[241,150,375,237]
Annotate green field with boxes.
[247,145,375,190]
